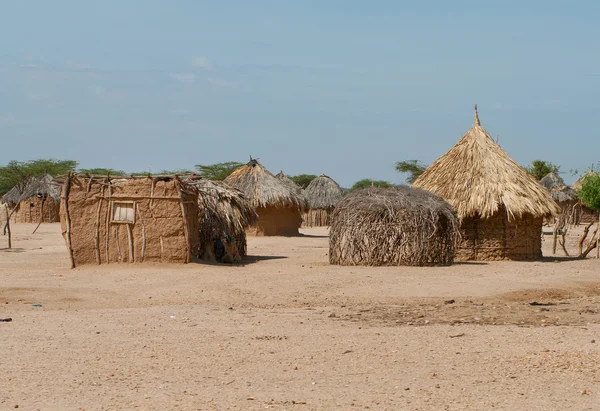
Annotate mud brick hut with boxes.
[60,174,200,267]
[1,174,62,223]
[225,159,306,236]
[329,186,459,266]
[186,176,258,263]
[302,174,344,227]
[413,106,560,261]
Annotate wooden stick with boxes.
[115,224,122,262]
[177,183,191,263]
[159,236,164,262]
[4,206,11,249]
[96,195,186,200]
[136,203,146,262]
[126,223,134,263]
[31,198,45,234]
[94,186,105,264]
[61,175,75,268]
[105,183,112,263]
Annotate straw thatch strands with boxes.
[1,174,62,223]
[276,171,308,202]
[302,174,343,227]
[413,106,560,261]
[225,159,305,236]
[572,170,599,192]
[329,186,459,266]
[186,176,258,263]
[60,175,200,267]
[540,172,578,203]
[570,171,600,224]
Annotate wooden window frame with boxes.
[111,201,136,224]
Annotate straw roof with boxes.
[413,106,560,220]
[572,170,599,192]
[186,176,258,240]
[276,171,309,207]
[1,174,62,207]
[304,174,343,209]
[225,160,307,209]
[539,172,577,203]
[329,186,459,266]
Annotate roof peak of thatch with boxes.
[304,174,343,209]
[573,170,599,192]
[540,172,566,191]
[224,160,307,209]
[413,106,560,220]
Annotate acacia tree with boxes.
[577,172,600,258]
[288,174,317,188]
[395,160,427,184]
[526,160,560,180]
[0,159,78,196]
[195,161,244,180]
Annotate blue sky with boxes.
[1,1,599,186]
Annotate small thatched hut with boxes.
[329,186,458,266]
[60,174,200,267]
[225,160,305,236]
[303,174,344,227]
[1,174,62,223]
[413,106,560,261]
[186,176,258,263]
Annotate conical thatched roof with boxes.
[539,172,577,203]
[225,159,307,209]
[186,176,258,240]
[413,106,560,220]
[276,170,308,206]
[304,174,343,209]
[1,174,62,207]
[572,170,599,192]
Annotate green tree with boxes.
[288,174,318,188]
[0,159,78,196]
[195,161,244,180]
[78,168,126,175]
[347,178,394,192]
[526,160,560,180]
[395,160,427,184]
[578,172,600,211]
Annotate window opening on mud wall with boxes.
[111,201,136,224]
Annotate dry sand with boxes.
[1,223,599,410]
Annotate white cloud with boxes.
[208,78,239,88]
[192,56,213,70]
[169,73,196,83]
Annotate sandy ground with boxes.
[1,223,599,411]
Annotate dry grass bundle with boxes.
[276,171,309,210]
[225,160,306,209]
[329,186,459,266]
[303,174,344,227]
[186,176,258,258]
[413,106,560,221]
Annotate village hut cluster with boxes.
[3,106,597,267]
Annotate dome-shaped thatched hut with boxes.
[1,174,62,223]
[329,186,459,266]
[303,174,344,227]
[186,176,258,263]
[225,159,305,236]
[413,106,560,261]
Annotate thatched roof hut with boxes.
[303,174,344,227]
[329,186,458,266]
[224,159,305,236]
[413,106,560,261]
[61,174,200,267]
[186,176,258,262]
[572,170,599,192]
[539,172,577,203]
[1,174,62,223]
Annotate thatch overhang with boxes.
[225,160,307,210]
[304,174,343,209]
[413,106,561,221]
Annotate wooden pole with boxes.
[177,183,191,263]
[4,206,11,249]
[31,197,45,235]
[61,175,75,268]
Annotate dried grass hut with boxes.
[60,174,200,267]
[413,106,560,261]
[186,176,258,263]
[302,174,344,227]
[329,186,458,266]
[225,160,305,236]
[572,171,600,223]
[1,174,61,223]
